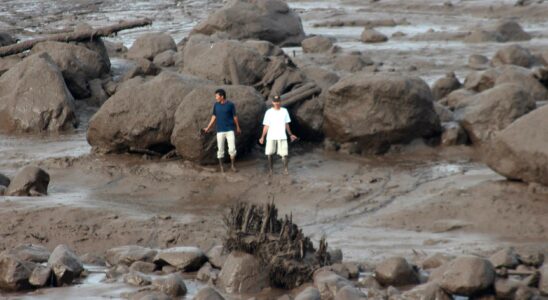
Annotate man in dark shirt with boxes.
[203,89,241,172]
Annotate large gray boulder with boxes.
[6,166,50,197]
[374,257,420,286]
[48,244,84,286]
[182,35,268,86]
[31,41,110,99]
[324,73,441,154]
[439,256,496,296]
[171,85,265,164]
[301,66,340,91]
[217,251,269,294]
[489,248,519,269]
[87,72,206,154]
[127,32,177,60]
[294,96,325,140]
[464,21,531,43]
[0,52,77,133]
[153,247,207,272]
[492,44,535,68]
[484,104,548,186]
[0,55,22,76]
[0,254,33,291]
[457,84,536,144]
[191,0,305,46]
[105,245,157,266]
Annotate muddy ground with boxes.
[1,0,548,299]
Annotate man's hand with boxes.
[290,134,298,142]
[236,127,242,135]
[259,137,265,145]
[202,127,210,133]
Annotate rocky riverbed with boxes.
[1,0,548,299]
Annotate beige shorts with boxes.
[265,139,288,157]
[217,131,236,159]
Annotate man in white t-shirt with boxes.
[259,95,298,175]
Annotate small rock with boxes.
[421,253,454,270]
[207,245,227,269]
[4,244,50,263]
[361,28,388,43]
[194,286,225,300]
[28,265,52,287]
[152,273,187,297]
[6,166,50,196]
[0,254,34,291]
[196,262,219,282]
[329,249,343,264]
[440,256,495,296]
[106,245,157,266]
[154,246,207,272]
[334,285,367,300]
[313,270,352,299]
[295,286,321,300]
[374,257,420,286]
[48,244,84,286]
[123,271,151,286]
[489,247,519,269]
[129,261,157,274]
[218,251,268,294]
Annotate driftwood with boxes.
[265,82,321,107]
[223,202,330,289]
[0,19,152,57]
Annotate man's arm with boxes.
[286,123,297,141]
[259,125,269,144]
[233,116,241,134]
[203,115,217,133]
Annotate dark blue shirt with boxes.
[212,101,236,132]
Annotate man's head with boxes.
[272,95,282,109]
[215,89,226,102]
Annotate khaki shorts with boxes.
[217,131,236,159]
[265,139,288,157]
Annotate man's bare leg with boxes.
[218,158,225,173]
[268,155,274,176]
[282,156,289,175]
[230,155,237,172]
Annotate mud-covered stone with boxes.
[0,52,77,133]
[295,286,321,300]
[302,36,334,53]
[153,246,207,271]
[3,244,50,263]
[206,245,226,269]
[218,251,269,294]
[492,44,535,68]
[432,72,462,100]
[127,32,177,60]
[88,72,206,154]
[151,273,187,297]
[0,254,33,291]
[48,244,84,286]
[361,28,388,43]
[123,271,152,286]
[6,166,50,197]
[375,257,420,286]
[171,85,264,164]
[28,265,52,287]
[129,261,157,274]
[324,72,440,154]
[153,50,176,67]
[402,282,452,300]
[489,248,519,269]
[196,262,219,282]
[440,256,496,296]
[494,65,548,101]
[484,104,548,186]
[194,286,225,300]
[313,270,352,300]
[457,83,536,144]
[105,245,157,266]
[334,285,367,300]
[191,0,305,46]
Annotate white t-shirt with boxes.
[263,107,291,140]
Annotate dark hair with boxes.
[272,95,281,102]
[215,88,226,99]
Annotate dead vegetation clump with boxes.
[223,202,330,289]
